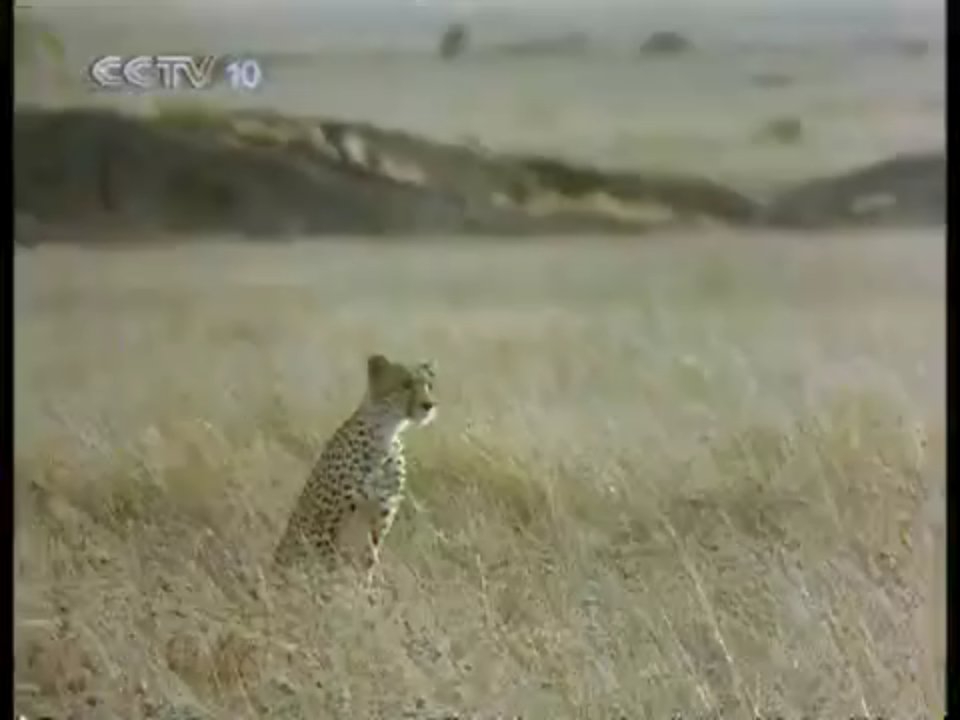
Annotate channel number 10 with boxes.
[224,58,263,91]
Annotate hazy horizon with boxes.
[18,0,944,57]
[15,0,943,192]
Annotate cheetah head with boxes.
[366,354,437,427]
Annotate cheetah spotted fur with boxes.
[273,354,436,579]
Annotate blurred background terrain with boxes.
[14,1,944,239]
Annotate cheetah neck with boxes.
[350,401,410,450]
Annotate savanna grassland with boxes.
[14,231,944,719]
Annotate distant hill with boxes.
[14,106,943,244]
[761,153,945,229]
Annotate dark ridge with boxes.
[760,152,945,229]
[512,155,760,224]
[13,107,945,243]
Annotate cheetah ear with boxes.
[367,354,390,381]
[419,359,437,379]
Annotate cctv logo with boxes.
[90,55,218,91]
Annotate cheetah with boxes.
[273,354,437,580]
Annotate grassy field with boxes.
[14,231,944,719]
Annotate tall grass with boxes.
[14,231,944,719]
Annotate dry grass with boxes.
[14,231,945,719]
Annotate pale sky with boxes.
[18,0,943,10]
[19,0,942,53]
